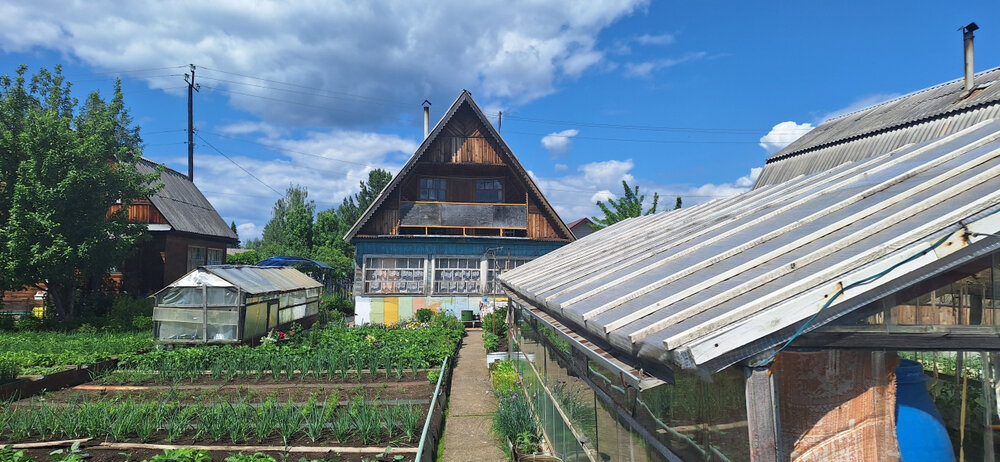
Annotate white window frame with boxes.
[486,257,532,295]
[363,255,427,295]
[432,256,485,295]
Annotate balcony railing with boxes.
[399,201,527,229]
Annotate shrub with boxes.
[132,315,154,331]
[14,315,44,332]
[490,360,520,395]
[319,293,354,318]
[482,305,508,337]
[483,333,501,353]
[225,250,261,265]
[0,315,14,331]
[0,357,21,384]
[427,368,441,384]
[415,308,434,323]
[107,295,154,331]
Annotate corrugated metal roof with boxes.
[757,67,1000,187]
[344,90,573,242]
[163,265,321,294]
[501,120,1000,373]
[138,159,238,241]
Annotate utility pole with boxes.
[185,64,200,181]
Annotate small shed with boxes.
[151,265,322,344]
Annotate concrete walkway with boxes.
[441,328,507,461]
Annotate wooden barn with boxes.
[345,90,574,324]
[498,62,1000,461]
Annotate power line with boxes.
[197,66,411,108]
[196,75,408,108]
[194,133,282,196]
[199,84,373,118]
[201,130,389,169]
[504,130,760,145]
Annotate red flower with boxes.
[278,331,286,339]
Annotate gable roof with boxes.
[137,158,238,242]
[344,90,573,241]
[756,66,1000,187]
[566,217,593,229]
[501,119,1000,374]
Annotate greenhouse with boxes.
[151,265,322,344]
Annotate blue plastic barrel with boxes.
[895,359,955,461]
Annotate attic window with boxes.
[476,179,503,202]
[420,178,447,201]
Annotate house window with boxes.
[434,257,482,294]
[364,257,425,294]
[420,178,447,201]
[486,258,531,295]
[207,248,224,265]
[187,246,206,272]
[476,179,503,202]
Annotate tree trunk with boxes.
[45,280,76,321]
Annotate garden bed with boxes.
[1,316,463,462]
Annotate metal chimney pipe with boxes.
[963,22,979,92]
[422,100,432,139]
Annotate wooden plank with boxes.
[93,442,417,453]
[790,332,1000,350]
[631,144,1000,342]
[11,438,91,449]
[744,367,779,462]
[589,130,1000,326]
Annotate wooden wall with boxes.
[354,101,571,241]
[108,200,168,224]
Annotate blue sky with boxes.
[2,1,998,241]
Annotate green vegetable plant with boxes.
[0,445,36,462]
[145,448,211,462]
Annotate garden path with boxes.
[441,328,507,461]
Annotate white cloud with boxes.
[541,129,579,156]
[759,121,813,154]
[553,163,569,172]
[635,33,675,46]
[188,129,418,241]
[529,161,762,223]
[0,1,649,128]
[216,121,285,139]
[624,51,707,78]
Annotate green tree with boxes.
[674,196,682,210]
[590,180,659,230]
[229,221,240,247]
[225,249,260,265]
[256,185,315,258]
[0,65,161,320]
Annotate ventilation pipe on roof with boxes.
[422,100,432,139]
[963,22,979,93]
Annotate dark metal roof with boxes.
[255,256,334,269]
[138,158,238,242]
[757,67,1000,187]
[344,90,574,242]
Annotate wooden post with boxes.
[745,366,779,461]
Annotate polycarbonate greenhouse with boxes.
[151,265,322,344]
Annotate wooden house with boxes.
[499,62,1000,461]
[113,159,238,294]
[566,217,597,239]
[345,90,574,324]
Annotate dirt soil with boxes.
[13,380,434,405]
[19,446,414,462]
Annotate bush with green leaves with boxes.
[483,333,501,353]
[0,445,36,462]
[482,305,507,337]
[490,360,520,395]
[415,308,434,323]
[0,356,21,384]
[319,293,354,318]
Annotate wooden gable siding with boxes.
[108,200,168,224]
[528,205,560,239]
[425,106,504,165]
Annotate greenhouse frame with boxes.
[151,265,322,344]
